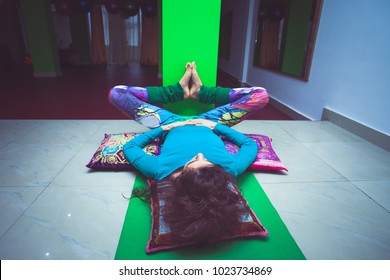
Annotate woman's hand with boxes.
[185,119,217,130]
[161,121,188,131]
[162,119,217,131]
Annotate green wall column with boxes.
[281,0,312,76]
[19,0,61,77]
[162,0,222,115]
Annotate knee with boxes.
[108,85,125,105]
[253,87,269,104]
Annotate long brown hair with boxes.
[161,165,246,244]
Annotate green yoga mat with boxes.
[115,173,305,260]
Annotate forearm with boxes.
[214,123,257,174]
[124,127,165,150]
[197,86,231,104]
[122,128,163,178]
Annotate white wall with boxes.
[219,0,390,135]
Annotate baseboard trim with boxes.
[322,108,390,151]
[269,98,311,120]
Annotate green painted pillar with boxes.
[281,0,312,76]
[162,0,222,115]
[19,0,61,77]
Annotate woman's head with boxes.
[162,165,246,245]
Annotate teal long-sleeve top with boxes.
[123,124,257,180]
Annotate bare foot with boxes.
[180,62,192,99]
[189,62,202,99]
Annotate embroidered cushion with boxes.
[86,132,161,170]
[145,179,268,253]
[221,134,288,171]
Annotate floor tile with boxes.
[261,181,390,259]
[253,141,347,183]
[0,143,82,187]
[0,185,130,260]
[351,180,390,212]
[0,186,45,237]
[277,121,364,143]
[13,120,102,145]
[0,120,41,147]
[52,142,137,187]
[304,142,390,181]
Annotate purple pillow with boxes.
[221,134,288,171]
[86,132,161,170]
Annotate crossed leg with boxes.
[108,62,269,129]
[192,63,269,127]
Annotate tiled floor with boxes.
[0,120,389,260]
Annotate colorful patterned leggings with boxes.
[108,85,269,128]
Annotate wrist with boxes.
[161,124,171,131]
